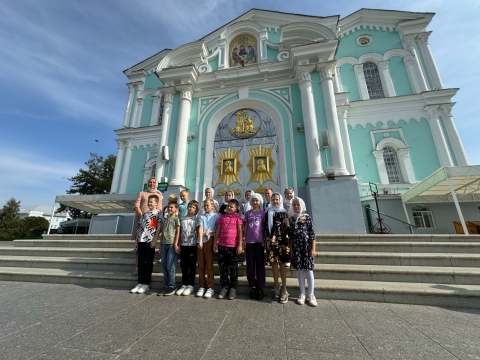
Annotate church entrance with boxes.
[213,108,280,204]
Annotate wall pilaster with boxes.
[118,138,135,194]
[425,105,453,167]
[155,88,175,179]
[440,103,468,165]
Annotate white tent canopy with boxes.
[401,166,480,234]
[55,194,138,214]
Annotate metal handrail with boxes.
[365,207,417,234]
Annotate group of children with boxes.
[131,179,318,307]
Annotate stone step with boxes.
[42,234,131,241]
[0,247,134,259]
[13,239,133,248]
[316,234,480,242]
[1,267,479,308]
[1,256,480,285]
[317,242,480,253]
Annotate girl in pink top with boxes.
[214,199,243,300]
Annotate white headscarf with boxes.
[223,190,235,205]
[267,192,287,233]
[204,187,214,199]
[249,193,263,210]
[243,189,254,213]
[287,197,307,227]
[283,187,295,210]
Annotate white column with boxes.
[333,67,342,93]
[403,56,421,94]
[128,83,143,127]
[218,38,226,69]
[170,87,192,187]
[259,32,268,62]
[122,84,135,127]
[425,106,453,167]
[110,139,125,193]
[118,138,135,194]
[377,61,396,97]
[337,106,355,175]
[354,64,370,100]
[440,104,468,165]
[372,150,389,184]
[416,32,444,89]
[149,93,161,126]
[297,70,324,177]
[447,177,469,235]
[155,89,175,179]
[403,35,428,92]
[319,67,349,176]
[132,98,144,128]
[397,148,416,183]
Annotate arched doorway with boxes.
[212,108,280,204]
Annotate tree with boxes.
[57,153,116,218]
[22,216,49,237]
[0,198,21,229]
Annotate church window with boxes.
[158,96,165,126]
[412,205,434,228]
[383,146,403,183]
[150,164,156,179]
[363,62,384,99]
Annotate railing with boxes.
[364,206,417,234]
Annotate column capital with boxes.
[176,85,192,102]
[161,87,175,104]
[297,71,312,85]
[337,106,348,120]
[416,31,432,45]
[440,103,455,117]
[115,139,126,149]
[397,148,411,157]
[377,60,389,71]
[124,137,135,149]
[354,64,364,73]
[402,34,417,48]
[403,56,415,67]
[372,150,384,159]
[424,105,439,120]
[319,68,334,82]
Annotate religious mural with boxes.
[229,34,257,67]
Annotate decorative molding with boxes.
[297,71,312,85]
[397,148,411,157]
[424,105,439,120]
[180,89,192,101]
[403,56,415,66]
[163,92,174,104]
[372,150,384,159]
[356,34,372,46]
[124,138,135,149]
[277,50,290,61]
[440,103,454,117]
[259,86,293,113]
[377,61,389,71]
[354,64,364,73]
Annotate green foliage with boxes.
[22,216,49,236]
[0,198,21,233]
[0,199,49,237]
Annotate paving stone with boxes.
[287,349,373,360]
[35,347,118,360]
[359,338,458,359]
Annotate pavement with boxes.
[1,281,480,360]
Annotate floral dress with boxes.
[264,211,290,263]
[289,214,315,270]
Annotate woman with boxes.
[132,177,163,275]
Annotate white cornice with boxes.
[115,125,161,138]
[124,49,171,78]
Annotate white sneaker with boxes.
[308,294,318,307]
[196,287,205,297]
[243,260,246,266]
[176,285,187,295]
[297,293,306,305]
[204,288,214,298]
[286,262,291,268]
[183,285,194,296]
[130,283,142,293]
[137,284,149,294]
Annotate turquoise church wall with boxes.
[349,124,380,183]
[339,64,360,102]
[267,46,279,62]
[185,97,199,191]
[208,54,219,71]
[139,95,153,127]
[267,28,280,43]
[126,145,150,194]
[389,56,413,96]
[336,29,403,59]
[145,73,162,89]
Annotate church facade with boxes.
[110,8,469,233]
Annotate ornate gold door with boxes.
[213,108,280,203]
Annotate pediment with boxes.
[156,41,209,72]
[280,22,337,49]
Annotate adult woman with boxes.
[283,187,294,211]
[132,177,163,275]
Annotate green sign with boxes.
[143,183,147,191]
[158,182,168,192]
[369,182,378,194]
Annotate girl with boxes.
[202,187,219,214]
[288,197,317,307]
[243,193,266,300]
[219,190,237,215]
[283,187,294,211]
[265,192,290,303]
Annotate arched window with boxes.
[412,205,434,228]
[383,146,403,183]
[363,62,384,99]
[158,96,165,126]
[150,164,156,179]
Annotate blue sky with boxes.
[1,0,479,209]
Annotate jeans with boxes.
[161,243,178,288]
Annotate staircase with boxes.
[1,233,480,307]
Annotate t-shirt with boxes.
[196,212,219,243]
[161,216,180,244]
[178,201,189,218]
[244,210,266,244]
[180,216,197,246]
[137,210,162,243]
[217,213,243,247]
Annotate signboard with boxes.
[158,182,168,192]
[369,182,378,194]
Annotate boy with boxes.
[214,199,243,300]
[131,194,162,294]
[196,199,219,298]
[263,188,273,211]
[176,200,199,296]
[178,190,189,218]
[158,201,181,296]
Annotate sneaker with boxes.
[308,294,318,307]
[132,268,138,276]
[279,291,289,304]
[157,287,167,296]
[218,287,229,299]
[176,285,187,295]
[137,284,149,294]
[243,260,246,266]
[256,288,264,301]
[297,293,306,305]
[196,287,205,297]
[249,287,256,299]
[130,283,142,293]
[228,288,237,300]
[286,262,291,268]
[164,287,176,296]
[183,285,194,296]
[204,288,214,299]
[273,288,280,300]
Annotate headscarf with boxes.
[204,187,214,199]
[287,197,307,227]
[223,190,235,205]
[267,192,286,233]
[249,193,263,210]
[283,187,295,210]
[243,189,254,213]
[146,178,160,194]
